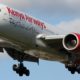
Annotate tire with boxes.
[76,68,80,74]
[71,70,75,74]
[13,64,17,71]
[18,67,24,76]
[76,65,80,74]
[19,72,23,76]
[16,69,19,74]
[68,67,75,74]
[67,66,76,74]
[25,69,30,76]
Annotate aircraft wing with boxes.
[36,34,65,49]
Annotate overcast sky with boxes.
[0,0,80,80]
[1,0,80,16]
[1,0,80,33]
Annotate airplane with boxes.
[0,4,80,76]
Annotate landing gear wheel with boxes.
[71,69,75,74]
[65,64,80,74]
[77,70,80,74]
[65,65,76,74]
[76,65,80,74]
[25,69,30,76]
[18,71,23,76]
[12,63,30,76]
[13,64,19,74]
[68,67,74,74]
[13,64,18,71]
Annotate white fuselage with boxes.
[0,5,57,48]
[0,4,68,61]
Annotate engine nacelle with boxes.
[63,33,80,53]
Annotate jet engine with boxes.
[63,33,80,53]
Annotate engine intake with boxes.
[63,33,80,51]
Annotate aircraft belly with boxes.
[24,47,68,62]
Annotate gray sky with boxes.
[1,0,80,33]
[1,0,80,16]
[0,0,80,80]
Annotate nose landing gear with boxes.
[13,62,30,76]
